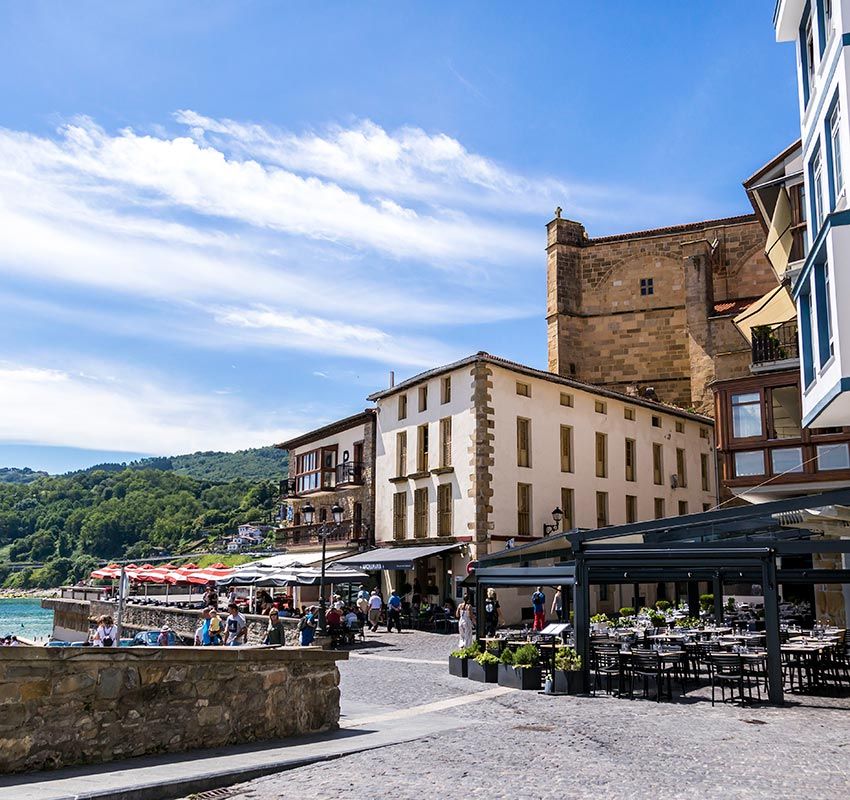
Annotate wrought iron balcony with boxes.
[276,520,357,546]
[752,320,799,367]
[335,461,365,486]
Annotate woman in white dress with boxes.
[456,595,475,650]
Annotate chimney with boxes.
[389,371,395,388]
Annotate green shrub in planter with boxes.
[550,646,583,694]
[468,650,500,683]
[654,600,671,612]
[499,648,515,665]
[618,607,636,618]
[498,644,541,690]
[649,612,666,628]
[512,644,539,667]
[699,593,714,612]
[449,642,480,678]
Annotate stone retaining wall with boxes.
[0,645,346,773]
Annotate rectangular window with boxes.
[439,417,452,468]
[806,16,816,99]
[418,385,428,413]
[295,449,320,493]
[770,386,802,439]
[625,495,637,524]
[815,262,835,364]
[625,438,636,482]
[676,448,687,488]
[441,375,451,404]
[640,277,654,296]
[831,102,843,198]
[517,483,532,536]
[700,453,710,492]
[700,427,709,439]
[813,148,825,232]
[595,432,607,478]
[396,431,407,477]
[596,491,608,528]
[437,483,452,536]
[413,487,428,538]
[678,501,689,516]
[416,424,429,472]
[652,415,661,428]
[560,425,573,472]
[772,447,805,474]
[392,491,406,540]
[624,407,635,421]
[398,393,407,420]
[595,400,607,414]
[653,443,664,485]
[560,392,574,407]
[516,381,531,397]
[735,450,765,477]
[560,488,574,532]
[654,498,665,519]
[731,392,763,438]
[675,421,684,434]
[517,417,531,467]
[817,443,850,470]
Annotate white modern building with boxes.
[775,0,850,427]
[349,352,716,620]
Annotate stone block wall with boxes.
[545,214,777,414]
[0,645,346,773]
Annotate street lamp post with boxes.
[302,501,344,633]
[543,506,564,537]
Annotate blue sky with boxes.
[0,2,801,473]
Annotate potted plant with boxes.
[497,644,541,690]
[550,646,583,694]
[648,611,666,629]
[449,642,479,678]
[468,650,500,683]
[590,612,610,634]
[654,600,671,613]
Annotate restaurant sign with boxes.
[360,561,414,571]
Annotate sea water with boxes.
[0,598,54,642]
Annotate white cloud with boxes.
[0,362,297,454]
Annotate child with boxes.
[208,608,223,645]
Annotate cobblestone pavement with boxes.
[191,631,850,800]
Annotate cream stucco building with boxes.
[347,353,717,620]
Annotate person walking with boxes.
[92,615,117,647]
[386,589,402,633]
[456,594,475,649]
[265,609,286,645]
[551,588,563,623]
[156,625,171,646]
[367,589,383,632]
[298,607,317,646]
[483,588,501,637]
[531,586,546,631]
[225,602,247,646]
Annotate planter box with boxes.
[497,663,542,690]
[448,655,468,678]
[467,660,499,683]
[551,669,582,695]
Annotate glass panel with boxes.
[731,392,763,438]
[771,447,804,474]
[771,387,802,439]
[734,450,764,477]
[817,443,850,471]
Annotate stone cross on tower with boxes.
[554,206,562,219]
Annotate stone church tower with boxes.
[546,213,777,414]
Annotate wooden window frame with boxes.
[652,443,664,485]
[517,417,531,468]
[396,431,407,477]
[595,432,607,478]
[417,424,429,472]
[517,483,532,536]
[441,375,451,405]
[392,491,406,540]
[439,417,452,468]
[560,425,573,473]
[596,491,608,528]
[560,488,574,532]
[625,438,636,482]
[413,487,428,538]
[398,394,408,421]
[625,494,637,524]
[437,483,452,536]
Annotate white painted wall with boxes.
[487,365,716,538]
[373,366,476,546]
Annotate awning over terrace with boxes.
[335,543,463,571]
[475,488,850,705]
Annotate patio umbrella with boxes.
[185,567,235,585]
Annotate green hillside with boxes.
[0,468,280,589]
[0,467,49,485]
[73,445,289,482]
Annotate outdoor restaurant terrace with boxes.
[471,488,850,705]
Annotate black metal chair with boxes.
[708,653,745,706]
[590,645,621,696]
[628,650,673,702]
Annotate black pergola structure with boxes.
[474,488,850,704]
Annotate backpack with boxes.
[297,616,308,632]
